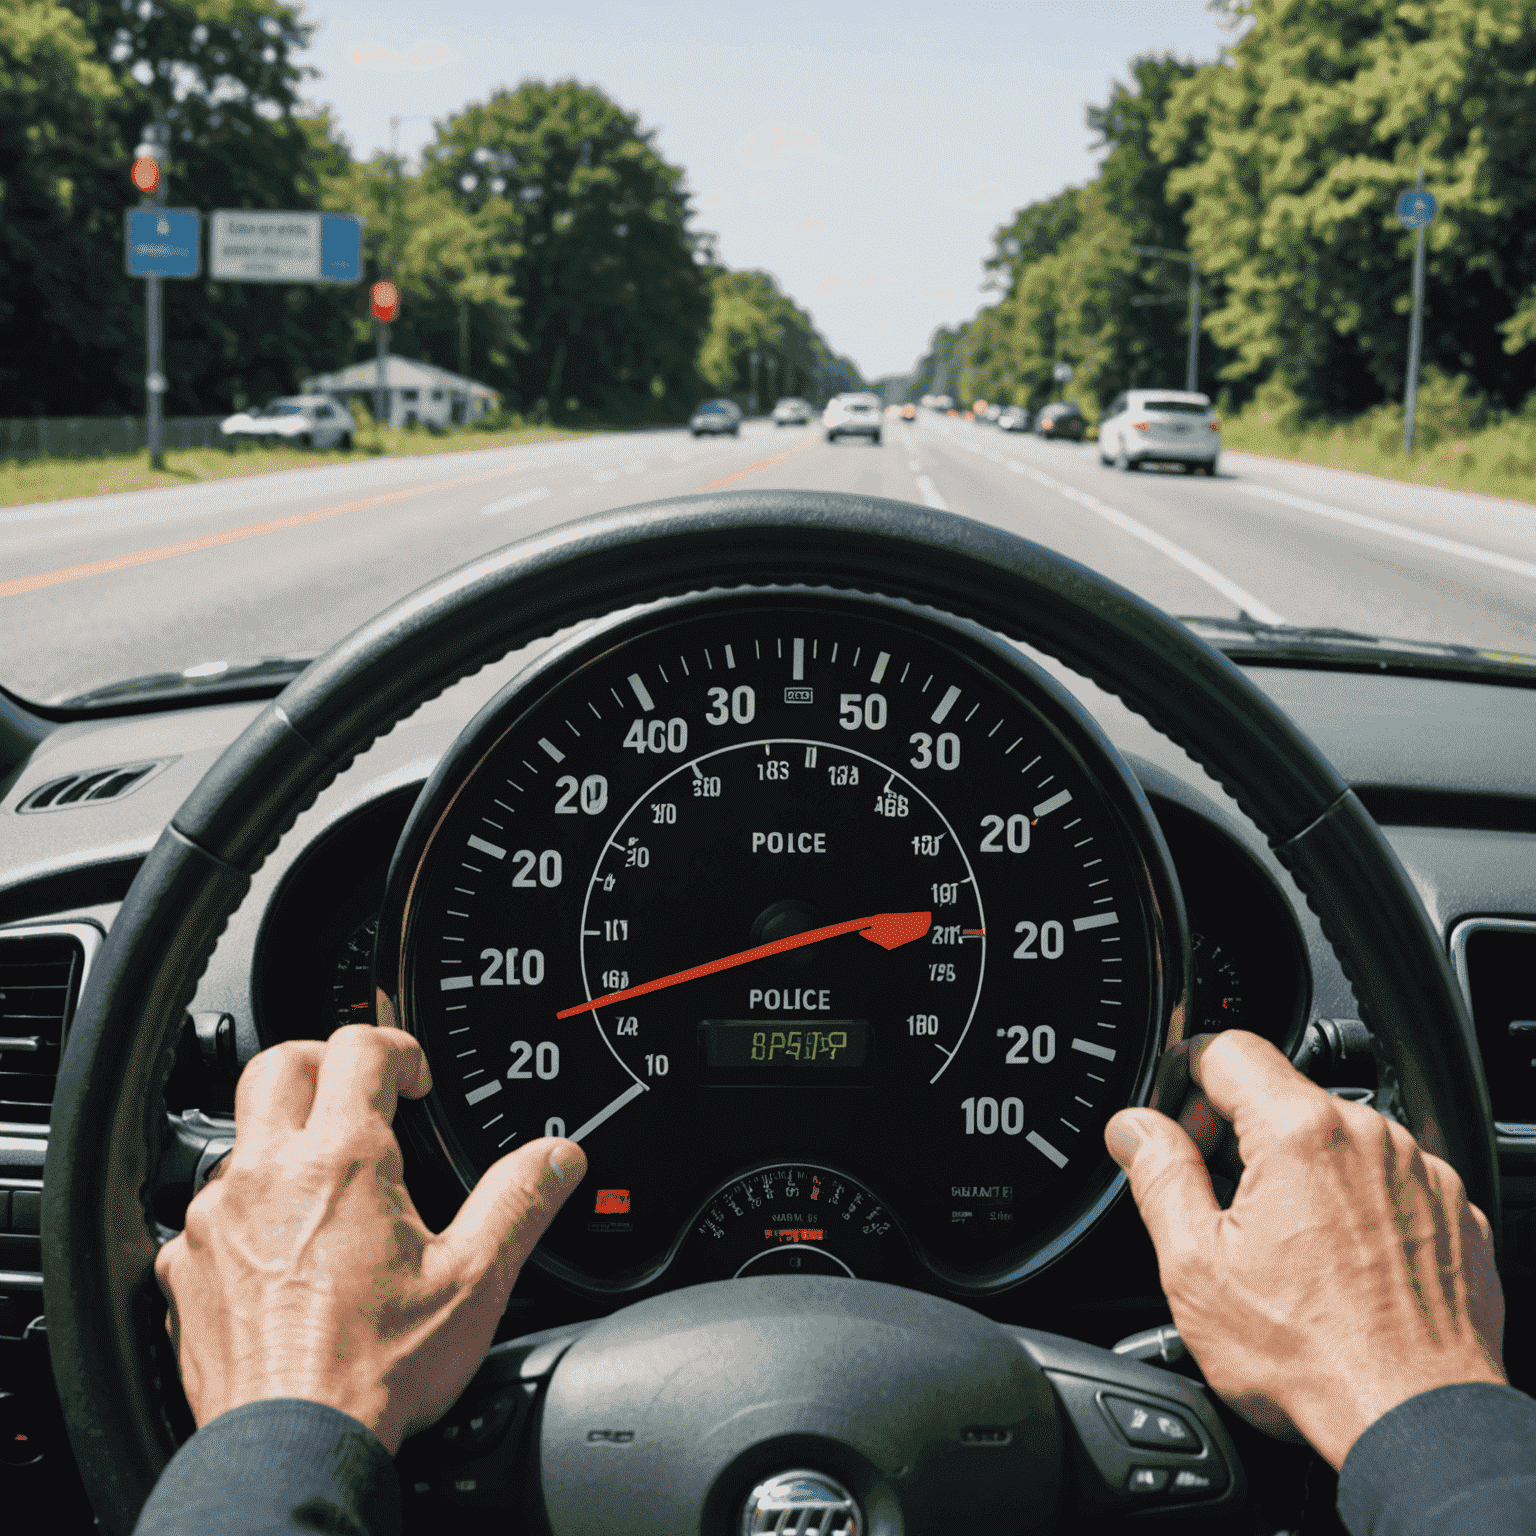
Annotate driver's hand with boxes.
[1104,1028,1506,1472]
[153,1025,585,1455]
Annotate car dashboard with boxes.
[1,620,1533,1533]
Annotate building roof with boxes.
[304,356,499,400]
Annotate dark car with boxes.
[689,399,742,437]
[1033,401,1086,441]
[997,405,1031,433]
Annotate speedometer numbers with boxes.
[382,594,1180,1295]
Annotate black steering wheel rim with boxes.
[42,491,1500,1531]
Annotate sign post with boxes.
[1396,181,1439,456]
[369,280,401,427]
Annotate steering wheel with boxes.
[42,493,1500,1533]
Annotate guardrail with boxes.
[2,416,228,462]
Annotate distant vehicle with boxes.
[1097,389,1220,474]
[997,405,1031,432]
[983,404,1004,424]
[219,395,354,450]
[772,397,812,426]
[1033,401,1087,442]
[823,392,882,445]
[690,399,742,437]
[921,393,955,412]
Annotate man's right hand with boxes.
[1103,1029,1506,1473]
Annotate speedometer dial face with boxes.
[380,592,1183,1294]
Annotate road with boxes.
[3,414,1534,705]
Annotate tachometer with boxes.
[377,591,1185,1295]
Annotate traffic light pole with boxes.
[146,273,164,470]
[375,320,389,427]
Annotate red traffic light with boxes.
[131,155,161,194]
[369,280,400,323]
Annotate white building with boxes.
[303,357,499,429]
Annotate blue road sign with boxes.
[125,207,201,277]
[318,212,364,284]
[1397,190,1439,230]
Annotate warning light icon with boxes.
[595,1189,631,1215]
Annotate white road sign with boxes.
[210,210,363,284]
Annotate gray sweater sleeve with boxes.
[131,1399,400,1536]
[1336,1382,1536,1535]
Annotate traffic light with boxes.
[130,155,161,194]
[370,280,401,323]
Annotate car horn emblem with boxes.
[740,1469,863,1535]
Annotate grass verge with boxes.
[0,419,589,509]
[1221,387,1536,507]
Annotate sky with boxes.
[293,1,1235,381]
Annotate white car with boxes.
[1097,389,1220,475]
[220,394,356,451]
[823,392,882,444]
[771,397,812,426]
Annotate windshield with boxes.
[4,4,1534,705]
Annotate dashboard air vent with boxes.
[16,757,175,813]
[1450,918,1536,1138]
[0,924,101,1127]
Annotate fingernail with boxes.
[548,1140,586,1188]
[1105,1115,1144,1169]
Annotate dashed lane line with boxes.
[0,462,540,599]
[914,475,949,511]
[1007,459,1286,624]
[694,437,818,491]
[1233,482,1536,586]
[480,487,552,516]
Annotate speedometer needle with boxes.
[555,910,932,1019]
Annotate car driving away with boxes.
[688,398,742,437]
[997,404,1030,432]
[1098,390,1222,475]
[218,395,355,451]
[1033,400,1087,441]
[771,396,812,426]
[822,391,883,444]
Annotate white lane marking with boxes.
[909,459,922,472]
[628,672,655,711]
[1034,789,1073,817]
[1028,1130,1069,1169]
[480,487,551,516]
[931,685,961,724]
[1073,912,1119,932]
[623,460,646,474]
[1072,1037,1117,1062]
[538,737,565,763]
[1234,482,1536,585]
[1008,460,1285,624]
[440,975,474,992]
[467,835,506,860]
[568,1081,648,1144]
[593,469,618,482]
[915,475,948,511]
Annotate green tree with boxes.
[1159,0,1536,414]
[420,80,711,421]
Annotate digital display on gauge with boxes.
[702,1019,869,1073]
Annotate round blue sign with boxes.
[1397,190,1438,230]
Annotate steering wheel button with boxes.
[1173,1469,1216,1493]
[1127,1467,1169,1493]
[1103,1394,1202,1451]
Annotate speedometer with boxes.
[377,591,1186,1294]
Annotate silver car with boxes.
[218,394,355,450]
[1098,388,1221,475]
[822,392,882,444]
[772,396,812,425]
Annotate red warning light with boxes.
[369,279,401,323]
[594,1189,630,1215]
[131,155,161,194]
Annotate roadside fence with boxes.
[2,416,228,462]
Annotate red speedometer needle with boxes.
[555,910,932,1020]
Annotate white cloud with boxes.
[923,285,954,298]
[347,39,454,71]
[817,273,887,296]
[740,122,819,165]
[793,218,823,232]
[698,192,730,207]
[962,184,1006,206]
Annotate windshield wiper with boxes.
[1180,615,1536,685]
[52,655,317,711]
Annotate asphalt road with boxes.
[3,414,1534,705]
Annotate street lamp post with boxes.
[1130,245,1202,393]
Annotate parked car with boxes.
[1097,389,1221,474]
[219,395,355,450]
[823,393,883,445]
[997,405,1031,433]
[1033,401,1087,442]
[983,404,1004,424]
[690,399,742,437]
[772,397,812,426]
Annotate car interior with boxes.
[1,492,1531,1534]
